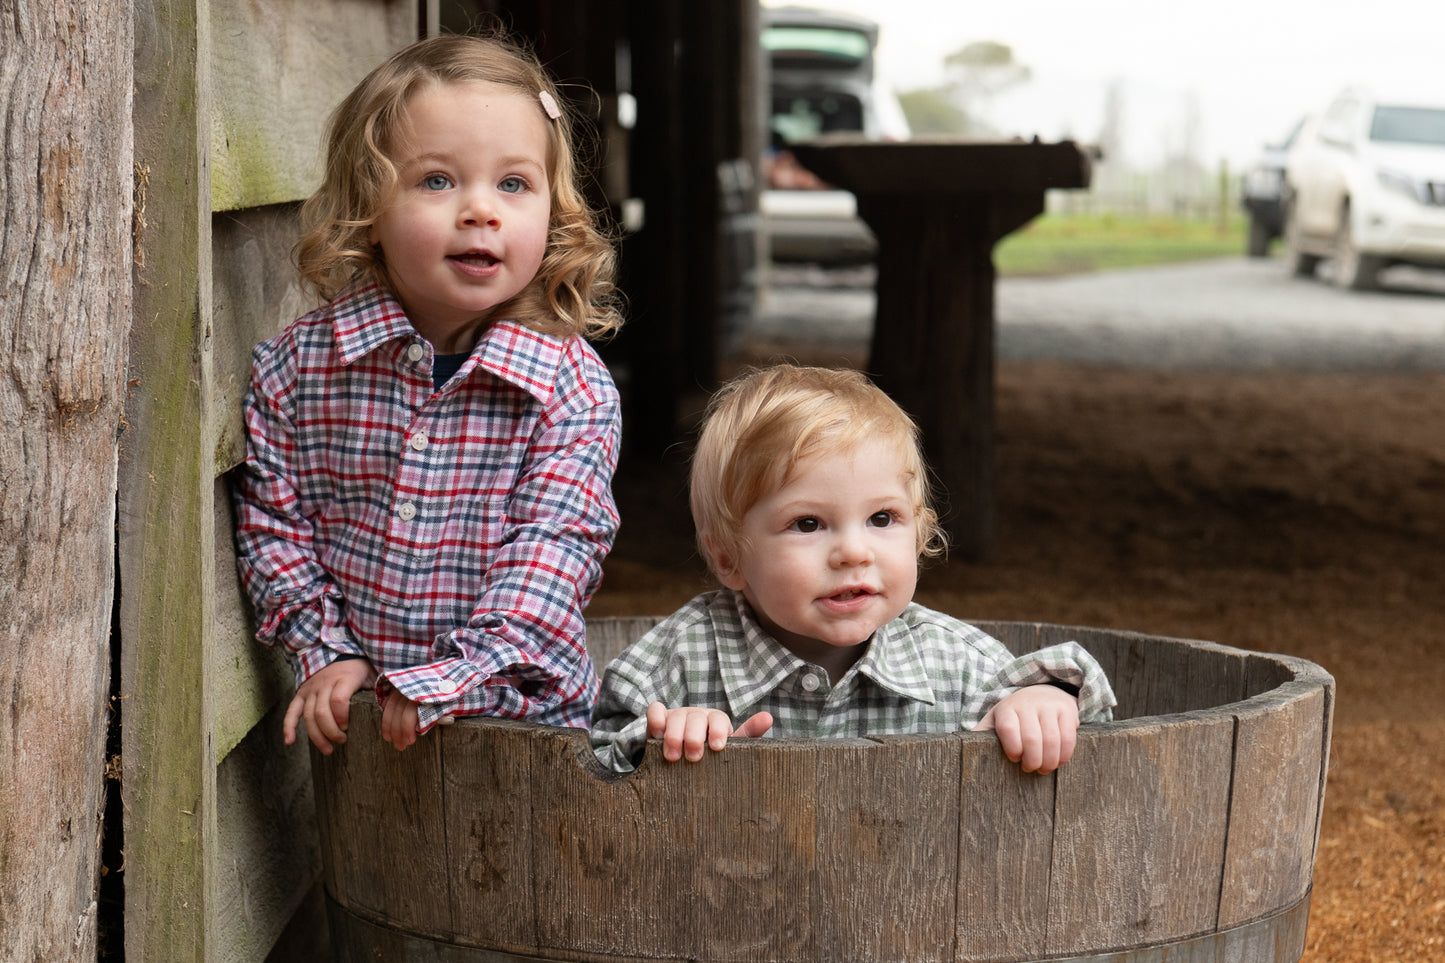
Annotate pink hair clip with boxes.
[539,91,562,121]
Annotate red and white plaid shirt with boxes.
[232,282,619,732]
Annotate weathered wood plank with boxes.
[211,481,291,762]
[690,740,819,961]
[586,615,664,670]
[1218,677,1330,927]
[1086,631,1251,719]
[957,735,1057,962]
[210,206,314,474]
[528,727,694,957]
[209,0,417,210]
[1045,713,1235,957]
[816,735,961,961]
[213,704,319,963]
[975,620,1044,658]
[122,2,217,959]
[441,719,539,953]
[312,704,454,940]
[210,204,313,761]
[0,1,132,957]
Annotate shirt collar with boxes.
[717,592,937,714]
[332,282,414,364]
[852,611,937,705]
[330,282,561,405]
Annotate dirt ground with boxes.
[587,352,1445,962]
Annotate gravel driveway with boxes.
[753,257,1445,372]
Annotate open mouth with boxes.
[450,251,498,267]
[828,587,874,603]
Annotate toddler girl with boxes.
[233,33,623,753]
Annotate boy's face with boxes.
[716,435,920,664]
[370,80,552,353]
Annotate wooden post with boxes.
[0,2,134,959]
[121,1,217,958]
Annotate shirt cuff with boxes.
[379,658,480,731]
[976,642,1118,723]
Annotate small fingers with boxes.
[381,698,420,752]
[645,702,669,739]
[734,711,774,739]
[683,710,714,761]
[309,692,348,748]
[282,694,305,748]
[329,686,354,734]
[656,707,737,763]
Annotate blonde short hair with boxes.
[295,32,622,340]
[690,365,946,576]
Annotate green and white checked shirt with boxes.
[590,589,1116,772]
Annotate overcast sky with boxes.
[766,0,1439,168]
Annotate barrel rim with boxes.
[400,620,1335,781]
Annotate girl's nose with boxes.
[458,189,500,228]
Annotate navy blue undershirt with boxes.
[431,352,470,391]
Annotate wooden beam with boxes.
[0,1,134,956]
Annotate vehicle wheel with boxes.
[1283,197,1320,277]
[1333,207,1382,290]
[1246,217,1271,257]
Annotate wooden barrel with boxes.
[312,620,1333,963]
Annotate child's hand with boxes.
[972,684,1080,774]
[381,692,422,752]
[644,702,774,763]
[285,657,378,754]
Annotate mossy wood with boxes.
[119,1,416,959]
[315,619,1333,963]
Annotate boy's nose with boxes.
[830,530,873,567]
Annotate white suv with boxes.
[1283,88,1445,290]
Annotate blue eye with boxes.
[499,176,527,194]
[423,173,452,191]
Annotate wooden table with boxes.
[788,138,1092,559]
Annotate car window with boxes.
[1370,105,1445,147]
[771,91,866,143]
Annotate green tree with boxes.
[943,41,1031,137]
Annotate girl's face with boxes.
[716,435,921,671]
[370,80,552,352]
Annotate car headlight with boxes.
[1245,168,1283,197]
[1376,167,1429,204]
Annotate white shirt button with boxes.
[435,679,458,695]
[406,343,425,362]
[397,502,417,521]
[801,673,820,692]
[409,432,429,451]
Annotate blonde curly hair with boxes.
[690,365,947,577]
[295,32,622,340]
